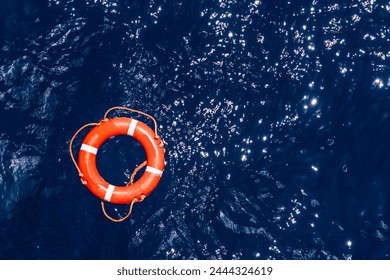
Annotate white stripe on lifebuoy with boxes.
[80,144,98,155]
[127,119,138,136]
[104,184,116,202]
[146,166,163,177]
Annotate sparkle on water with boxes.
[0,0,389,260]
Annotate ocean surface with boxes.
[0,0,389,259]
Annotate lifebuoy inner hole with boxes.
[96,135,146,186]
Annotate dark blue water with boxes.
[1,0,389,260]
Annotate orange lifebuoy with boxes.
[77,117,165,204]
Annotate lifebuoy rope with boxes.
[104,106,163,147]
[69,106,163,222]
[100,195,145,223]
[69,122,101,185]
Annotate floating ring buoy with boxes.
[78,117,165,204]
[69,107,165,222]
